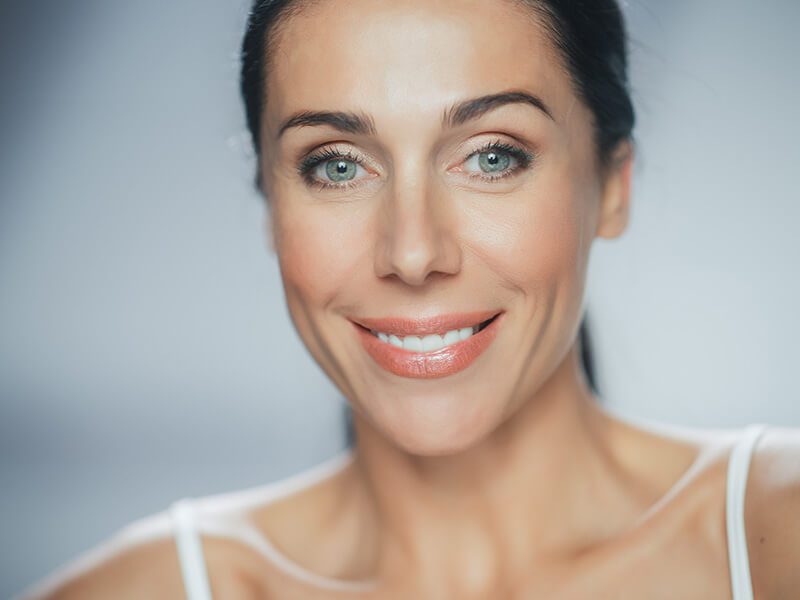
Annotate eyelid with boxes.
[298,144,377,174]
[444,139,534,189]
[450,132,534,164]
[296,144,381,192]
[453,139,534,172]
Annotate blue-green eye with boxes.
[298,141,533,191]
[325,159,358,182]
[462,142,531,179]
[298,148,369,190]
[478,150,511,173]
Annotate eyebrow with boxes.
[277,109,377,139]
[276,89,553,139]
[444,90,554,128]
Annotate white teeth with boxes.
[403,336,423,352]
[421,334,445,352]
[443,330,461,345]
[372,326,479,351]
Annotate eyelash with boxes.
[296,141,535,191]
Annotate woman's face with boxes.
[260,0,631,454]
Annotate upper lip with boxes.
[350,310,502,337]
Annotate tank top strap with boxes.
[169,498,214,600]
[726,423,769,600]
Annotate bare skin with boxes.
[26,0,799,598]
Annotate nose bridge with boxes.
[375,162,461,285]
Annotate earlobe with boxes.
[595,141,634,240]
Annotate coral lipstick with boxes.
[351,311,503,379]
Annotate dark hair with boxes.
[239,0,635,445]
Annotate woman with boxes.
[26,0,799,598]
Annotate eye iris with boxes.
[326,159,356,182]
[478,150,510,173]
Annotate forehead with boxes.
[264,0,575,134]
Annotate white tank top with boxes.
[169,423,769,599]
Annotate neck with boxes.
[347,342,630,593]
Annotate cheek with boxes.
[272,200,367,309]
[464,176,591,296]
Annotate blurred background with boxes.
[1,0,798,596]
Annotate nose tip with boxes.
[383,241,446,286]
[374,187,462,286]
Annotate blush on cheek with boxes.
[274,203,368,311]
[278,223,336,305]
[532,163,596,276]
[471,193,587,294]
[531,197,586,281]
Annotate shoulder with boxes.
[19,509,263,600]
[20,511,187,600]
[745,426,800,600]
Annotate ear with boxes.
[595,140,634,240]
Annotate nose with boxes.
[374,176,462,286]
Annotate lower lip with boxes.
[353,313,503,379]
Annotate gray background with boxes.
[1,0,798,596]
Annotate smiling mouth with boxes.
[353,311,504,378]
[354,314,499,353]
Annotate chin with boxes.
[393,430,490,457]
[360,385,505,456]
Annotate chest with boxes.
[236,526,733,600]
[212,462,738,600]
